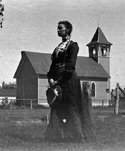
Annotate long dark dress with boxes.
[44,41,95,142]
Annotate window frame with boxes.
[91,81,96,97]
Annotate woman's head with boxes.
[57,21,73,38]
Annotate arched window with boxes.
[101,48,107,56]
[92,48,97,57]
[91,82,96,97]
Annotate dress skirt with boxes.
[44,71,95,142]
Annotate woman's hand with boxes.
[48,79,55,87]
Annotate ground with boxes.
[0,107,125,151]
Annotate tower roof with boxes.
[87,27,112,46]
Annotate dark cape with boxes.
[44,41,96,142]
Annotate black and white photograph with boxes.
[0,0,125,150]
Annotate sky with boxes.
[0,0,125,89]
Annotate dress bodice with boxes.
[47,41,79,83]
[52,50,65,65]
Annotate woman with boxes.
[44,21,95,143]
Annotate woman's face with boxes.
[57,23,68,38]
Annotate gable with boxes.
[14,51,38,78]
[14,51,110,79]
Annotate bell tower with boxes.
[86,27,112,76]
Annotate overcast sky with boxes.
[0,0,125,89]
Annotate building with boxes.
[14,27,112,106]
[0,89,16,105]
[86,27,112,106]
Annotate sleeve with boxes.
[47,61,55,80]
[57,42,79,83]
[65,42,79,71]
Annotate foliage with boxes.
[1,81,17,89]
[1,97,16,109]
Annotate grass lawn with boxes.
[0,107,125,151]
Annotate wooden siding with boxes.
[37,76,111,106]
[16,58,38,105]
[80,78,111,106]
[38,77,48,104]
[95,81,108,99]
[98,57,110,76]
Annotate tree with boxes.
[1,81,16,89]
[0,2,4,28]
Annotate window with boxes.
[92,48,97,57]
[101,48,107,56]
[91,82,96,97]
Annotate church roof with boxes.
[87,27,112,46]
[14,51,110,79]
[0,89,16,97]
